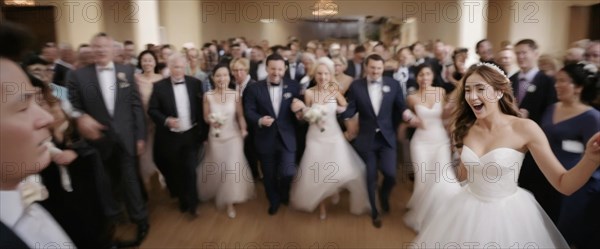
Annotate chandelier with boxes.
[312,0,339,16]
[4,0,35,6]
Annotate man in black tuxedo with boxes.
[148,53,207,217]
[510,39,559,222]
[67,32,149,244]
[243,53,305,215]
[345,45,366,80]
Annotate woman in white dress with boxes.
[412,63,600,248]
[403,64,461,232]
[197,64,255,219]
[290,57,370,219]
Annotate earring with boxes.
[497,94,503,99]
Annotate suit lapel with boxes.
[165,81,177,117]
[113,65,123,113]
[89,66,111,119]
[259,82,276,117]
[380,79,391,114]
[361,79,377,117]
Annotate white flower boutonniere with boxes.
[117,72,130,88]
[382,85,391,93]
[527,84,536,93]
[283,92,292,99]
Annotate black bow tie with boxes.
[269,82,281,86]
[173,81,185,85]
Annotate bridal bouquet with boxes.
[303,105,327,132]
[208,112,227,138]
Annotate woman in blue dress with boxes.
[541,62,600,248]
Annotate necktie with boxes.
[517,77,528,104]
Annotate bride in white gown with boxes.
[404,64,461,232]
[412,63,600,248]
[290,57,370,219]
[197,64,255,219]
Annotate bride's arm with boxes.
[235,98,247,136]
[522,119,600,195]
[203,93,211,124]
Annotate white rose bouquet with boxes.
[303,105,327,132]
[208,112,227,137]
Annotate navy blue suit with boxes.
[342,76,407,218]
[243,79,301,209]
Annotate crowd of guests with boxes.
[1,18,599,248]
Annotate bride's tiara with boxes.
[476,62,507,77]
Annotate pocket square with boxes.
[284,92,292,99]
[562,140,584,153]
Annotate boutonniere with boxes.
[283,92,292,99]
[527,84,536,93]
[382,85,391,93]
[117,72,130,88]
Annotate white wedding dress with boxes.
[197,94,255,208]
[290,102,370,215]
[412,146,569,248]
[404,102,461,232]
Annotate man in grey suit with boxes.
[67,33,149,245]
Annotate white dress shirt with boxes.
[171,79,193,132]
[0,190,74,248]
[268,82,283,117]
[368,78,383,116]
[237,75,251,97]
[96,62,117,116]
[289,62,297,80]
[257,62,267,81]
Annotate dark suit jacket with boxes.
[53,63,71,87]
[510,70,557,124]
[0,222,29,249]
[342,77,407,152]
[67,64,146,156]
[147,76,207,145]
[249,61,261,81]
[344,59,363,79]
[243,79,301,154]
[284,61,304,82]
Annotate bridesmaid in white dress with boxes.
[134,50,165,191]
[412,63,600,248]
[290,57,370,219]
[197,64,255,219]
[403,64,461,232]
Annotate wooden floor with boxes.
[116,174,417,248]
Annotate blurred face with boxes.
[280,50,292,61]
[373,45,385,55]
[187,49,199,64]
[231,62,248,84]
[251,49,264,62]
[477,41,494,61]
[314,64,332,86]
[124,44,136,58]
[433,42,445,59]
[365,59,384,80]
[515,44,538,71]
[266,59,285,83]
[333,59,345,75]
[169,57,186,80]
[554,70,581,102]
[42,46,58,62]
[161,47,173,60]
[454,53,467,72]
[315,48,326,59]
[497,50,514,69]
[212,67,230,90]
[26,64,54,84]
[231,46,242,59]
[398,49,415,66]
[301,56,314,71]
[354,51,366,61]
[1,59,54,189]
[140,53,157,73]
[91,36,114,66]
[416,67,434,87]
[412,44,425,59]
[60,47,76,64]
[585,43,600,67]
[77,47,95,67]
[464,73,503,119]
